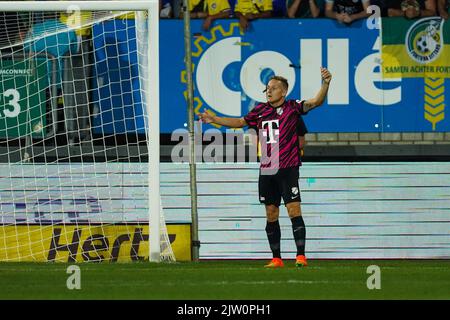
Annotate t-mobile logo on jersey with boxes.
[261,120,279,144]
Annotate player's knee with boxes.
[265,205,279,222]
[286,203,301,218]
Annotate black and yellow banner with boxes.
[382,17,450,78]
[0,224,191,262]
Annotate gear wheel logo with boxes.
[181,23,243,128]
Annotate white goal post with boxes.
[0,1,166,262]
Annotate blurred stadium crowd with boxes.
[161,0,449,30]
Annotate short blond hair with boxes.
[268,76,289,91]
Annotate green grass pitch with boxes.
[0,260,449,300]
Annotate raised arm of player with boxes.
[303,67,332,113]
[199,109,248,128]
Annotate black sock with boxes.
[265,220,281,258]
[291,216,306,256]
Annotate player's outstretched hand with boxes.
[321,67,332,84]
[199,109,215,124]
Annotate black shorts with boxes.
[258,167,301,207]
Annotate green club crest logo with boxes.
[406,17,444,64]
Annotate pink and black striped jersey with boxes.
[244,99,307,170]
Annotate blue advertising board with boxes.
[92,19,145,134]
[93,18,450,134]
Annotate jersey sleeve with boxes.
[262,0,273,11]
[234,0,245,13]
[208,0,231,15]
[243,104,263,127]
[292,100,308,115]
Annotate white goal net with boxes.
[0,1,175,262]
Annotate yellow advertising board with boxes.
[0,224,191,262]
